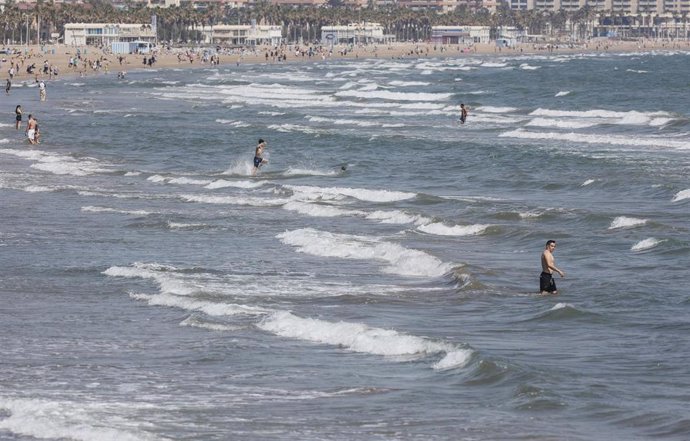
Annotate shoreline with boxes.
[3,39,689,86]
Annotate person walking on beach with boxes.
[459,103,469,124]
[252,138,268,176]
[540,240,565,295]
[15,105,22,130]
[37,79,46,101]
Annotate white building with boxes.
[196,24,283,46]
[320,23,391,45]
[431,26,492,44]
[64,23,156,47]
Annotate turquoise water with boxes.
[1,51,689,440]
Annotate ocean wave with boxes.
[286,184,416,203]
[277,228,452,277]
[0,396,168,441]
[530,107,670,120]
[0,148,112,176]
[609,216,648,230]
[282,167,341,177]
[334,89,453,102]
[671,189,690,202]
[81,206,151,216]
[257,311,473,370]
[417,222,490,236]
[555,90,571,97]
[180,194,289,206]
[631,238,664,252]
[500,129,690,150]
[474,106,518,113]
[526,118,597,129]
[205,179,267,189]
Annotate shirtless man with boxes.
[25,114,37,144]
[252,138,268,176]
[540,240,565,295]
[459,103,469,124]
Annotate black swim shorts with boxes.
[540,272,557,293]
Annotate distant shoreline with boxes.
[3,39,689,85]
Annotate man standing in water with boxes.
[459,103,469,124]
[252,138,268,176]
[37,79,46,101]
[26,114,38,144]
[540,240,565,295]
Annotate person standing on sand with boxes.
[540,240,565,295]
[252,139,268,176]
[15,105,22,130]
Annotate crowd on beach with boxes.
[3,37,689,146]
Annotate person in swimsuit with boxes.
[15,105,22,130]
[252,138,268,176]
[459,103,468,124]
[26,114,37,144]
[540,240,565,295]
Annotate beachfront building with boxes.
[64,23,156,47]
[397,0,463,12]
[196,24,282,46]
[505,0,690,13]
[431,26,492,44]
[320,23,392,45]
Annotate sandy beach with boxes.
[3,38,690,85]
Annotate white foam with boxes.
[181,194,289,206]
[388,80,431,87]
[500,129,690,150]
[147,174,168,183]
[257,311,472,370]
[282,201,363,218]
[417,223,490,236]
[286,185,416,203]
[474,106,517,114]
[216,119,250,128]
[519,63,540,70]
[609,216,648,230]
[282,167,340,177]
[550,302,573,311]
[672,189,690,202]
[23,185,56,193]
[180,317,243,331]
[365,210,428,225]
[526,118,597,129]
[0,396,168,441]
[205,179,266,189]
[129,292,268,317]
[530,108,670,120]
[334,89,452,102]
[555,91,571,97]
[581,179,596,186]
[480,62,507,68]
[167,222,207,229]
[277,228,452,277]
[0,148,112,176]
[167,177,213,186]
[81,206,150,216]
[631,237,664,252]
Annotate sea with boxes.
[1,50,689,441]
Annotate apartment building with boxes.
[64,23,156,46]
